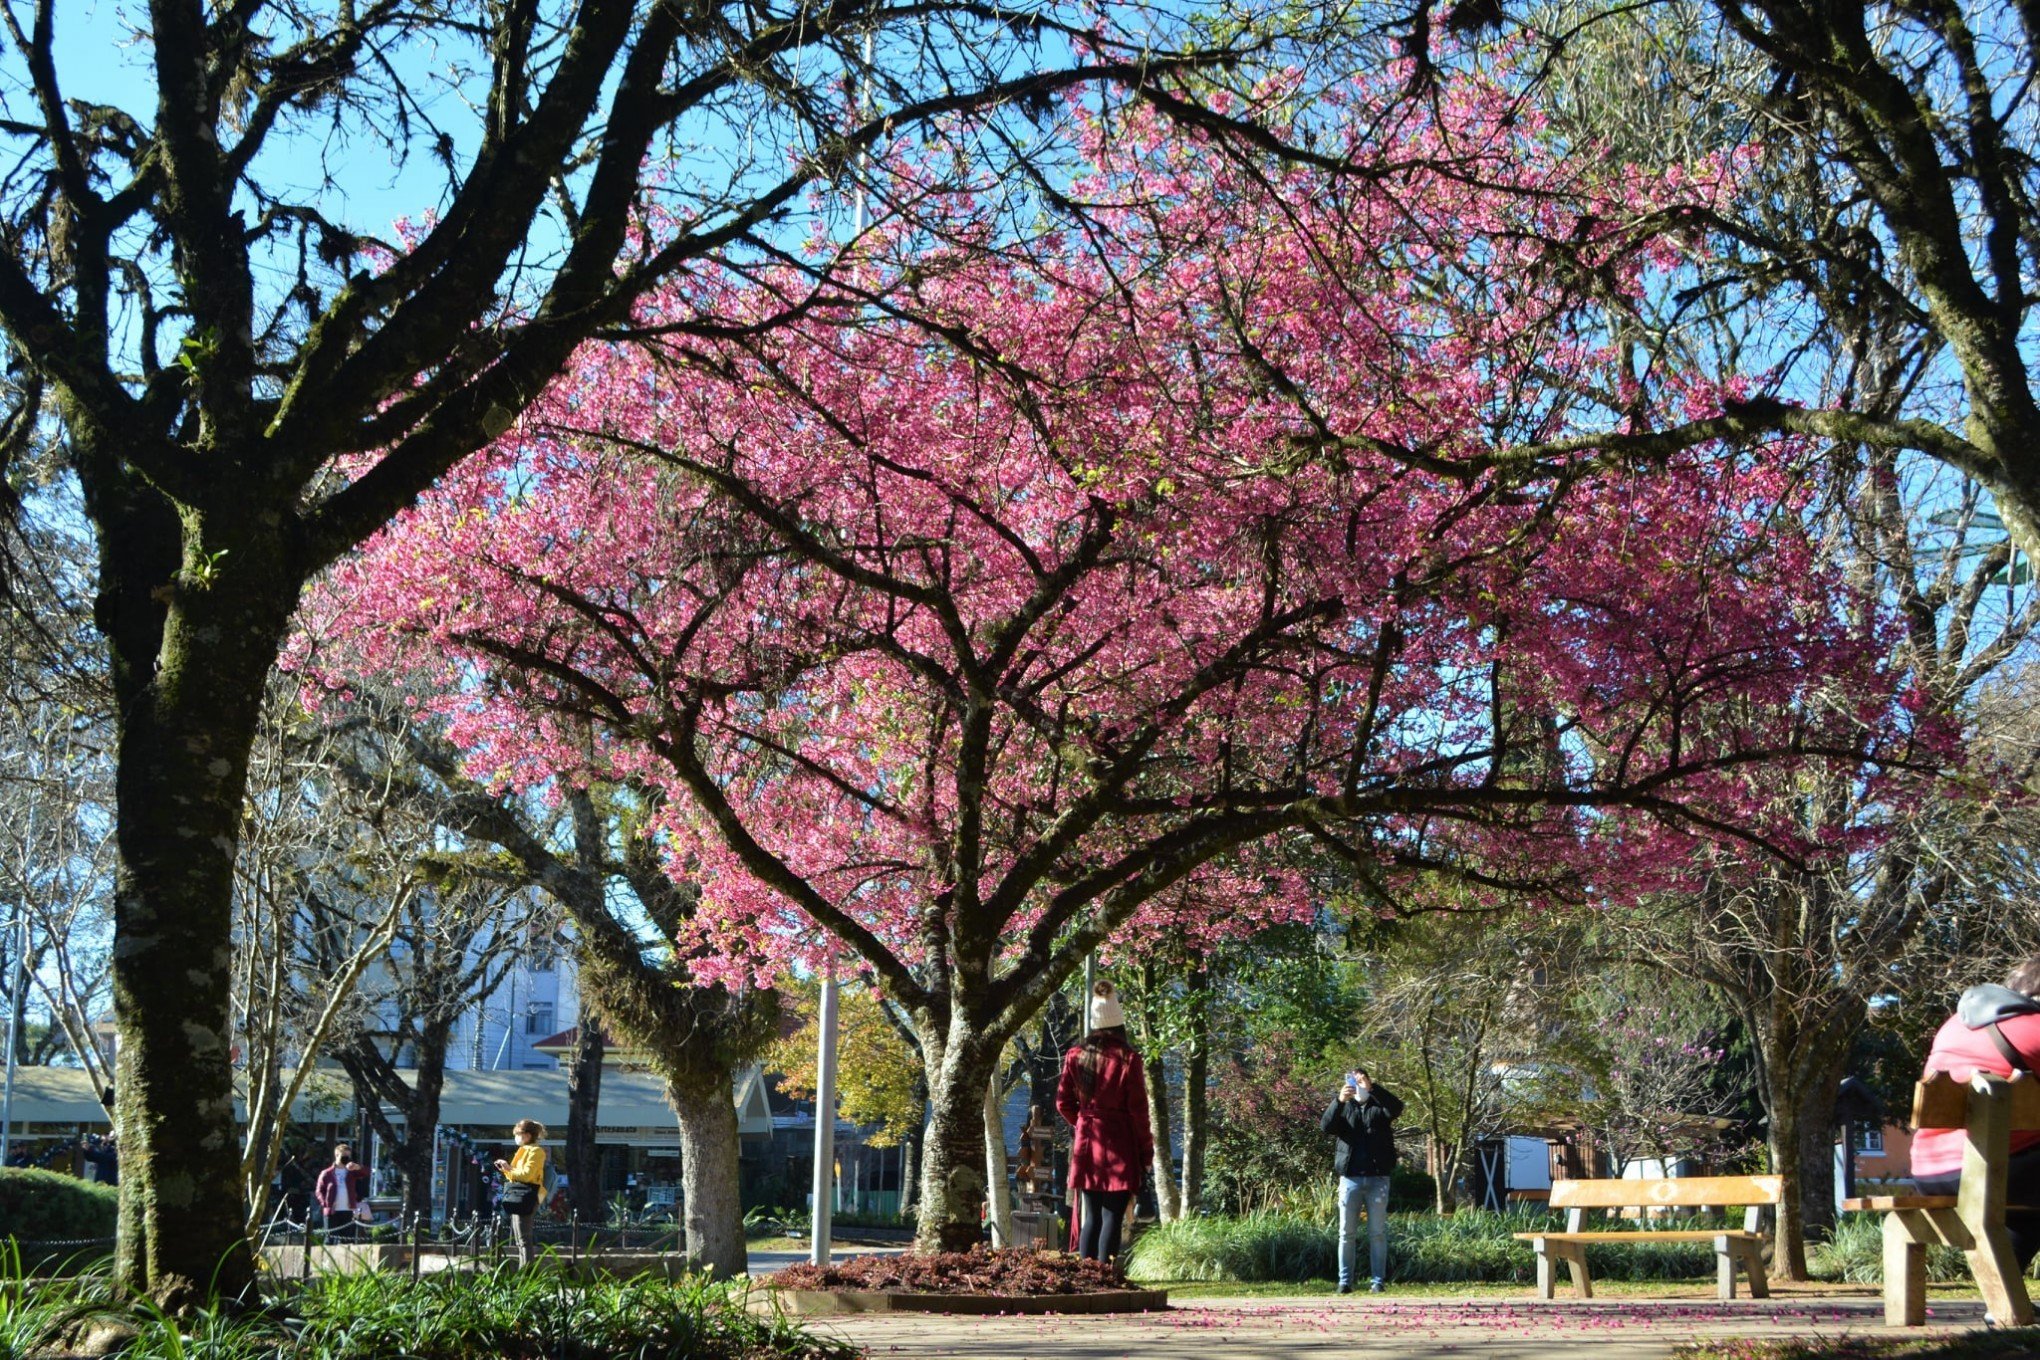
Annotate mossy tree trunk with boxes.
[914,1026,998,1253]
[668,1064,747,1276]
[95,491,298,1305]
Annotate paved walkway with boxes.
[807,1292,1990,1359]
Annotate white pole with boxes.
[2,915,25,1164]
[492,971,516,1070]
[3,782,38,1167]
[809,958,840,1265]
[804,29,870,1270]
[1082,954,1096,1038]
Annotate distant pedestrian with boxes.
[314,1145,369,1236]
[80,1133,119,1186]
[493,1118,548,1266]
[1321,1065,1402,1294]
[1056,981,1154,1264]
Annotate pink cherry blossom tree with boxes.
[308,82,1921,1251]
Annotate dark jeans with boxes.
[1915,1142,2040,1271]
[323,1208,354,1235]
[1077,1189,1130,1263]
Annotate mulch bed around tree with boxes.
[765,1247,1170,1314]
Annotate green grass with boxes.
[1676,1330,2040,1360]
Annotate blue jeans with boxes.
[1338,1175,1390,1286]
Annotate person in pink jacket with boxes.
[1911,954,2040,1272]
[1057,981,1155,1263]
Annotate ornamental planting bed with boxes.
[764,1246,1170,1315]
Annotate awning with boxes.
[2,1064,774,1139]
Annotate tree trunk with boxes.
[1179,970,1208,1217]
[916,1034,996,1252]
[1430,1134,1463,1214]
[670,1070,747,1277]
[1749,993,1858,1282]
[1767,1101,1812,1280]
[1765,1038,1851,1279]
[105,541,295,1305]
[984,1073,1015,1246]
[387,1121,435,1225]
[901,1117,922,1219]
[567,1023,605,1218]
[1143,1047,1180,1221]
[404,1025,451,1221]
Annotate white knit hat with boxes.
[1089,980,1126,1030]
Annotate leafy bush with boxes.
[0,1167,117,1240]
[1202,1035,1349,1214]
[1126,1208,1727,1284]
[1809,1212,2040,1284]
[1124,1211,1334,1282]
[1389,1167,1436,1212]
[771,1246,1129,1295]
[2,1261,853,1360]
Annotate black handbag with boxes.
[500,1180,539,1214]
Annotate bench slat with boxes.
[1913,1071,2040,1129]
[1513,1231,1762,1244]
[1841,1196,1957,1212]
[1548,1175,1781,1210]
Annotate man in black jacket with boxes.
[1321,1068,1403,1293]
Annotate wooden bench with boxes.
[1514,1174,1780,1301]
[1840,1071,2039,1327]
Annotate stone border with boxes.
[765,1287,1169,1316]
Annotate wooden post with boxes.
[1958,1076,2035,1326]
[1882,1210,1926,1327]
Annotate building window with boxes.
[526,1003,554,1036]
[1855,1126,1885,1155]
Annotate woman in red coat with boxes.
[1057,981,1155,1262]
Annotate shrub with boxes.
[0,1168,117,1240]
[2,1259,853,1360]
[301,1266,849,1359]
[1126,1208,1727,1284]
[1809,1212,2040,1284]
[1202,1034,1349,1213]
[1125,1211,1333,1282]
[1389,1166,1436,1212]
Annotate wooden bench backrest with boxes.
[1548,1175,1783,1210]
[1912,1072,2040,1130]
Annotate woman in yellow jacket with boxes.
[492,1118,548,1265]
